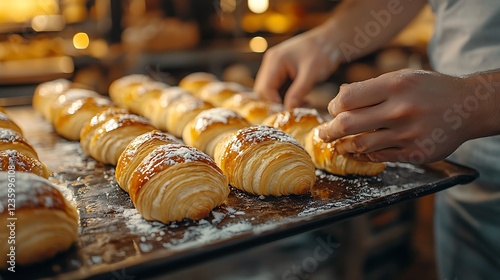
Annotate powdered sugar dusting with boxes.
[200,82,245,96]
[194,108,241,131]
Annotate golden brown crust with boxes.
[178,72,218,97]
[32,79,72,120]
[0,112,23,136]
[127,143,229,222]
[53,96,113,141]
[0,128,39,160]
[116,131,177,192]
[165,95,214,138]
[0,172,78,268]
[221,93,284,124]
[182,108,250,157]
[108,74,153,109]
[214,125,316,196]
[261,108,325,146]
[80,108,155,165]
[48,88,101,124]
[197,81,246,107]
[0,150,50,178]
[304,128,386,176]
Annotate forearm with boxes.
[316,0,427,63]
[463,70,500,139]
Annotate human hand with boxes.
[254,26,342,109]
[318,69,482,164]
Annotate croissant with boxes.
[304,128,386,176]
[178,72,218,97]
[164,95,214,138]
[0,172,78,268]
[116,130,177,192]
[118,140,229,223]
[0,110,23,135]
[53,96,113,141]
[183,108,250,158]
[141,87,193,132]
[47,88,102,124]
[0,111,50,178]
[197,81,246,107]
[263,109,386,176]
[214,125,316,196]
[108,74,153,109]
[32,79,72,121]
[80,108,155,165]
[0,128,40,164]
[221,92,284,124]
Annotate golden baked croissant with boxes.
[304,128,386,176]
[118,139,229,223]
[183,108,250,158]
[53,96,113,141]
[0,172,78,268]
[32,79,72,121]
[214,125,316,196]
[0,110,23,135]
[116,130,177,192]
[221,92,284,125]
[164,95,214,138]
[263,109,386,176]
[0,150,50,178]
[108,74,153,109]
[142,87,194,133]
[178,72,218,97]
[47,88,102,124]
[197,81,246,107]
[80,108,155,165]
[0,110,50,178]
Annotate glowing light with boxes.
[265,13,291,34]
[248,0,268,14]
[73,32,89,50]
[249,36,268,53]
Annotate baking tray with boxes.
[1,107,478,280]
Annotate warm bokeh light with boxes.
[249,36,268,53]
[31,15,65,32]
[0,0,58,23]
[265,12,291,34]
[73,32,89,49]
[248,0,268,14]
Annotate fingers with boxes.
[328,75,391,117]
[333,129,401,155]
[318,102,394,142]
[254,51,287,103]
[283,69,316,109]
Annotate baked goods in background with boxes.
[221,92,284,125]
[178,72,219,97]
[0,172,79,268]
[196,81,247,107]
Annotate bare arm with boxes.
[254,0,428,108]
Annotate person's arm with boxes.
[318,69,500,164]
[254,0,427,108]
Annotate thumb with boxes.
[284,69,316,109]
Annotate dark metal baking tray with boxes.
[1,108,478,280]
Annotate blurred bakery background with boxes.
[0,0,436,279]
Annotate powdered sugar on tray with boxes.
[385,162,426,174]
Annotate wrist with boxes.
[462,72,500,139]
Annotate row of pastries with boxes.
[0,72,386,269]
